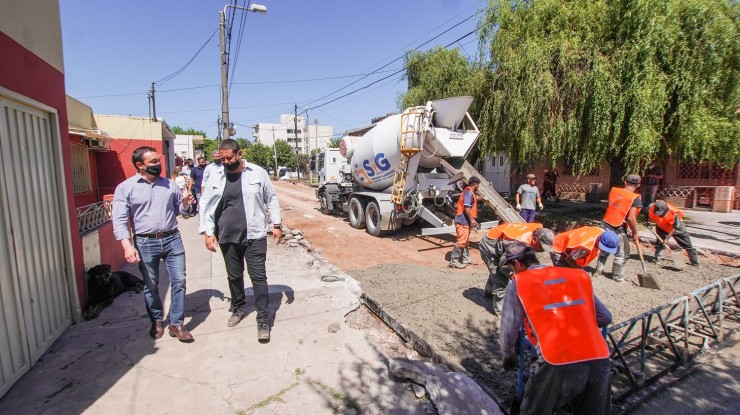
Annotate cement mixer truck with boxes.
[315,96,521,236]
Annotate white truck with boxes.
[315,96,519,236]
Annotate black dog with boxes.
[83,264,145,320]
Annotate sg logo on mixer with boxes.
[362,153,391,177]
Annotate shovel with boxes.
[635,239,661,290]
[645,223,686,270]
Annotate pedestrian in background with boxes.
[595,174,642,282]
[112,146,194,342]
[542,169,559,202]
[499,241,612,415]
[200,139,282,343]
[643,161,663,206]
[189,156,207,214]
[516,173,544,222]
[449,176,480,268]
[202,150,223,193]
[649,200,700,266]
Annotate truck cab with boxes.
[315,148,353,215]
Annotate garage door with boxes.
[0,95,74,398]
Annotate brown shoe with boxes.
[168,325,194,343]
[149,320,164,339]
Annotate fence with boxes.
[77,200,112,235]
[607,274,740,412]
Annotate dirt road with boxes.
[274,180,739,406]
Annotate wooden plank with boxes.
[440,159,524,223]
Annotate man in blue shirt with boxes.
[189,156,207,214]
[112,146,194,342]
[450,176,480,268]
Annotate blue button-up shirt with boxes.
[112,173,188,240]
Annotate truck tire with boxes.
[348,197,366,229]
[365,201,383,237]
[320,191,333,215]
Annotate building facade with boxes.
[253,114,333,154]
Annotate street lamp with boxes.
[219,3,267,141]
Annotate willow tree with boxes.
[477,0,739,174]
[400,47,485,112]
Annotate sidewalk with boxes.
[0,216,431,414]
[539,199,740,257]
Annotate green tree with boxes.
[243,143,273,168]
[202,139,219,160]
[476,0,739,174]
[274,139,297,168]
[171,125,207,136]
[399,47,483,111]
[328,137,341,148]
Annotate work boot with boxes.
[652,246,664,264]
[449,246,466,268]
[688,249,701,267]
[593,257,607,277]
[491,297,504,315]
[461,248,472,265]
[258,323,271,343]
[483,277,494,298]
[611,264,625,282]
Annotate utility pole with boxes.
[271,127,278,178]
[294,103,300,179]
[217,116,222,140]
[219,10,230,140]
[306,110,311,184]
[315,118,319,152]
[149,82,157,122]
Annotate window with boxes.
[71,143,92,194]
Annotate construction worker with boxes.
[499,241,613,415]
[552,226,619,269]
[449,176,480,268]
[595,174,642,282]
[649,200,700,266]
[479,223,555,314]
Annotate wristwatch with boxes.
[273,224,282,230]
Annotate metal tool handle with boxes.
[644,223,673,253]
[635,239,648,273]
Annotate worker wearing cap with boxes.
[450,176,480,268]
[499,241,613,415]
[515,174,544,223]
[595,174,643,282]
[552,227,619,269]
[479,223,555,314]
[649,200,700,266]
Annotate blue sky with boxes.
[61,0,485,140]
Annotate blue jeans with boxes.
[520,208,536,222]
[134,232,187,326]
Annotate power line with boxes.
[229,0,251,95]
[156,28,218,86]
[301,12,480,109]
[304,29,477,112]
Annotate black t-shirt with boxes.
[215,172,247,244]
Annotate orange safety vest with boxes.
[552,226,604,268]
[486,223,543,242]
[515,267,609,365]
[603,187,640,228]
[649,202,684,233]
[456,186,478,220]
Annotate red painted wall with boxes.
[98,222,127,271]
[96,138,165,195]
[0,31,86,309]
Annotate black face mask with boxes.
[144,164,162,177]
[224,160,240,172]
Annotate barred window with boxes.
[71,144,92,194]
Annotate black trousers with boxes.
[220,237,269,324]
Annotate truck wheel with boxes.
[365,201,383,237]
[348,197,366,229]
[320,191,333,215]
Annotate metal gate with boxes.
[0,93,75,398]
